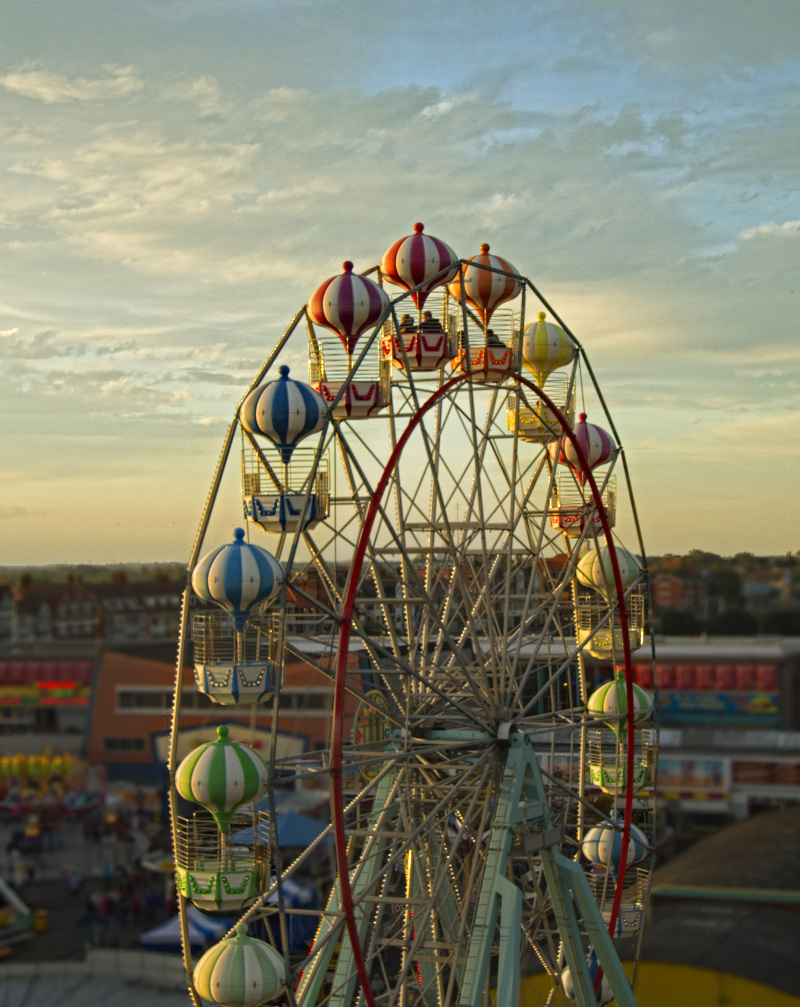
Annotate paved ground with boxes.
[0,814,194,1004]
[1,970,191,1007]
[1,812,174,961]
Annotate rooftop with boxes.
[642,806,800,996]
[635,636,800,662]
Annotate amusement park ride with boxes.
[168,224,658,1007]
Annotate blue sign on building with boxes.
[659,690,780,726]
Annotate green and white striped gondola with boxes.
[175,725,269,832]
[576,545,641,603]
[588,671,652,736]
[588,671,653,795]
[193,923,286,1007]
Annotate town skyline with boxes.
[2,1,798,565]
[2,546,799,576]
[3,547,798,645]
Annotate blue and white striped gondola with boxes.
[192,528,283,630]
[240,366,329,532]
[241,365,326,463]
[244,492,323,533]
[561,951,613,1004]
[191,530,284,704]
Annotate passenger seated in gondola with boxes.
[420,311,443,332]
[485,329,506,347]
[399,314,416,333]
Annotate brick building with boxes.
[83,641,361,783]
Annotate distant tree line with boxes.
[648,550,800,636]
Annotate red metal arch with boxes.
[328,371,638,1004]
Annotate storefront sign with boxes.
[657,756,729,800]
[659,690,779,726]
[732,760,800,787]
[0,684,90,706]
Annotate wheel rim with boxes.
[324,372,641,1005]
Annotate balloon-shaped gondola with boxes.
[582,818,649,873]
[380,222,459,310]
[588,670,652,738]
[522,310,577,387]
[192,529,283,631]
[175,725,270,832]
[550,412,615,483]
[561,952,614,1005]
[447,242,521,327]
[241,366,326,464]
[308,260,389,357]
[577,545,642,603]
[193,923,287,1007]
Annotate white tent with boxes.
[139,903,228,953]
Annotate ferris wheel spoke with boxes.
[358,537,496,722]
[507,558,587,716]
[363,507,503,721]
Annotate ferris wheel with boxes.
[167,224,658,1007]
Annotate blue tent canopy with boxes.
[233,810,330,847]
[139,904,229,953]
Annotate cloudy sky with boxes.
[1,0,798,565]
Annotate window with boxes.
[117,688,173,713]
[103,737,146,752]
[117,687,217,713]
[116,687,330,715]
[276,690,332,715]
[179,689,217,710]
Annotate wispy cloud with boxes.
[741,219,800,240]
[0,65,144,103]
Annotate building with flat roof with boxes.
[626,636,800,825]
[81,639,364,783]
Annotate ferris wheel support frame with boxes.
[456,731,635,1007]
[328,371,639,1007]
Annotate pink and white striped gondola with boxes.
[308,260,389,357]
[550,412,615,483]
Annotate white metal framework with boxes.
[168,257,657,1007]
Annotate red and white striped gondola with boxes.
[308,261,391,417]
[380,223,459,372]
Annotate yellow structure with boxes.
[522,962,800,1006]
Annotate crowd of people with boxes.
[1,772,177,954]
